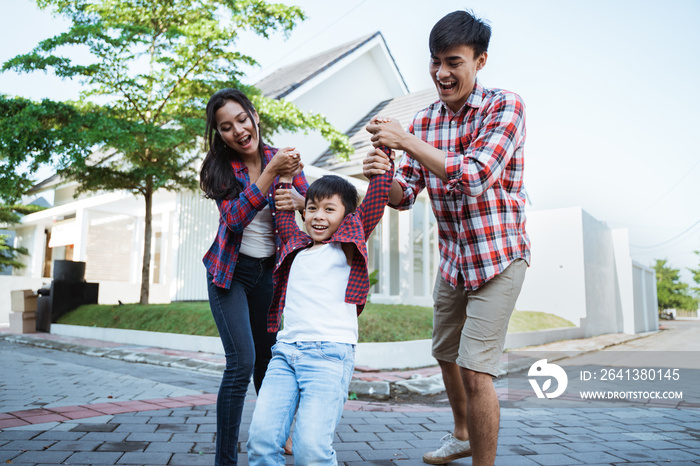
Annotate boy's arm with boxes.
[275,181,302,244]
[356,146,395,238]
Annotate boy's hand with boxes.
[362,147,393,178]
[275,186,305,211]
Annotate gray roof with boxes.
[255,32,406,99]
[315,88,438,171]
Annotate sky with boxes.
[1,0,699,283]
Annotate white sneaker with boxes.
[422,433,472,464]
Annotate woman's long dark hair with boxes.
[199,89,267,200]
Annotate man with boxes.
[363,10,530,466]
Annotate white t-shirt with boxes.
[277,242,358,345]
[239,205,276,258]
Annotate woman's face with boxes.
[215,100,260,158]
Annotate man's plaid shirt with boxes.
[267,160,394,332]
[392,81,530,291]
[203,144,309,289]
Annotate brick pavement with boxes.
[3,327,700,465]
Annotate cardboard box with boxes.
[9,311,36,333]
[11,289,38,313]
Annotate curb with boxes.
[1,328,660,400]
[0,333,225,376]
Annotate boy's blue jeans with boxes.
[246,341,355,465]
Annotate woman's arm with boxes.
[217,147,301,233]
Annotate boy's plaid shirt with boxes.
[267,160,394,333]
[202,144,309,289]
[393,81,530,291]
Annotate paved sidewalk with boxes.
[2,325,700,465]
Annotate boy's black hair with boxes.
[429,9,491,58]
[305,175,358,216]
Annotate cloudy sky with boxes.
[2,0,699,282]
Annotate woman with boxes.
[200,88,307,465]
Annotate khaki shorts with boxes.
[432,259,527,377]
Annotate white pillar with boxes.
[31,225,47,278]
[73,207,89,262]
[612,228,635,334]
[398,209,411,299]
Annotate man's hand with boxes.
[366,116,406,151]
[275,186,305,211]
[362,147,393,178]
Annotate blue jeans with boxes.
[207,254,277,466]
[246,341,355,466]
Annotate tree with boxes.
[689,250,700,298]
[0,204,47,270]
[653,259,698,312]
[0,96,80,269]
[2,0,352,304]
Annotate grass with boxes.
[507,310,575,333]
[58,302,575,342]
[57,302,218,337]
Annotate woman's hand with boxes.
[275,186,305,211]
[268,147,302,182]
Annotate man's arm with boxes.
[366,93,525,197]
[367,118,448,182]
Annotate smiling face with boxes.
[304,194,347,245]
[215,100,260,159]
[429,44,487,113]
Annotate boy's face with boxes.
[429,44,487,113]
[304,194,347,245]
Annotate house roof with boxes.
[255,31,408,99]
[314,88,438,172]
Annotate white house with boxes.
[2,32,658,341]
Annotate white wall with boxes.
[172,191,219,301]
[580,210,624,336]
[632,261,659,333]
[515,207,587,325]
[515,206,657,337]
[97,282,171,305]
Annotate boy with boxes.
[246,146,394,465]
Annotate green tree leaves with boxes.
[653,259,698,312]
[2,0,351,302]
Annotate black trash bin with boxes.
[34,260,100,332]
[36,285,52,333]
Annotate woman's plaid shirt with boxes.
[203,144,309,289]
[392,81,531,291]
[267,160,394,333]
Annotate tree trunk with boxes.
[139,179,153,305]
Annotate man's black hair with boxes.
[429,9,491,58]
[305,175,358,217]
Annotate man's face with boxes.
[304,194,347,245]
[429,44,487,113]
